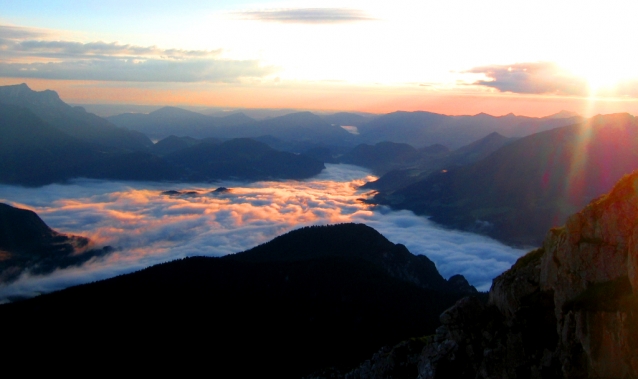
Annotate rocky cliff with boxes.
[414,170,638,378]
[0,202,112,283]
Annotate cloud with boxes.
[0,164,526,301]
[0,25,49,40]
[235,8,375,24]
[465,62,589,96]
[0,24,275,83]
[13,40,222,59]
[0,59,275,82]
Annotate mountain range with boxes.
[1,222,476,377]
[0,84,325,185]
[0,83,152,151]
[370,113,638,246]
[107,102,582,150]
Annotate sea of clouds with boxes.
[0,164,529,301]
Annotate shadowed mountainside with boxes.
[371,114,638,246]
[0,103,325,185]
[110,107,356,146]
[409,169,638,378]
[0,83,152,151]
[165,137,326,181]
[108,106,255,140]
[356,111,581,149]
[1,223,476,377]
[0,203,111,283]
[362,132,514,191]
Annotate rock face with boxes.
[416,171,638,378]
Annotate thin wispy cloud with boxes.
[13,40,222,59]
[0,24,275,83]
[0,24,50,40]
[465,62,589,96]
[0,59,275,83]
[0,165,526,301]
[235,8,376,24]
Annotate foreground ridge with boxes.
[412,170,638,378]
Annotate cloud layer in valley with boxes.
[0,165,527,301]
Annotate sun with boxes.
[569,59,636,96]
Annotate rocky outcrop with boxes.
[0,202,112,282]
[416,171,638,378]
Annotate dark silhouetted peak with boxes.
[227,223,457,292]
[0,83,64,109]
[0,203,54,252]
[0,84,153,151]
[151,135,201,156]
[1,222,472,377]
[447,274,477,294]
[165,137,325,181]
[0,203,111,282]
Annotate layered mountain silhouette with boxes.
[165,138,325,181]
[1,223,476,377]
[108,106,255,140]
[108,105,580,151]
[0,203,111,283]
[372,113,638,246]
[320,111,374,127]
[109,107,356,145]
[356,110,582,149]
[0,83,152,151]
[0,89,326,185]
[362,132,515,191]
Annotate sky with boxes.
[0,164,526,301]
[1,1,638,115]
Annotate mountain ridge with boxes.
[0,222,476,377]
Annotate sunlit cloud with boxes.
[12,40,222,59]
[465,62,589,96]
[234,8,376,24]
[0,23,276,83]
[0,59,275,83]
[0,164,526,301]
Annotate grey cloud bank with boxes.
[0,164,526,301]
[0,24,275,83]
[0,59,275,82]
[466,62,589,96]
[235,8,375,24]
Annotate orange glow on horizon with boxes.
[1,77,638,118]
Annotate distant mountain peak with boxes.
[0,83,63,104]
[543,109,580,119]
[149,106,205,117]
